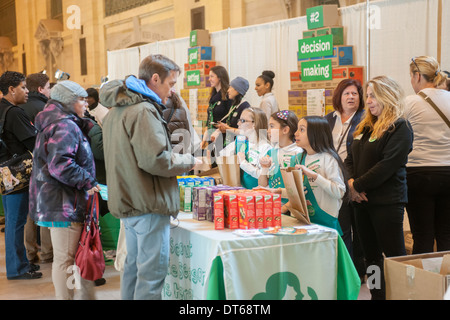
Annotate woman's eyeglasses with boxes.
[238,119,254,124]
[411,57,421,74]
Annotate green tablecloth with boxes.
[163,213,360,300]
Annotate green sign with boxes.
[301,59,332,82]
[188,48,199,65]
[189,31,197,47]
[307,6,324,30]
[298,34,333,59]
[186,70,201,86]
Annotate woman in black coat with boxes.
[345,76,413,300]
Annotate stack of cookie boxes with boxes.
[192,186,282,231]
[180,29,217,122]
[288,4,364,118]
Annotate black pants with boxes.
[406,167,450,254]
[338,201,365,278]
[354,202,406,299]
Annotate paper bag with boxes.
[281,167,310,225]
[217,155,241,187]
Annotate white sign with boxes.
[307,89,326,116]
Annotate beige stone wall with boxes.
[11,0,367,88]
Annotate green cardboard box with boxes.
[316,26,344,46]
[189,29,210,47]
[302,30,316,39]
[306,5,340,30]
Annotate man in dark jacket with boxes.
[19,73,54,265]
[19,73,51,123]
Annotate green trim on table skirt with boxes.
[205,235,360,300]
[207,256,226,300]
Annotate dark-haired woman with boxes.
[324,79,365,280]
[202,66,233,153]
[163,90,200,154]
[291,116,347,235]
[0,71,41,280]
[255,71,279,122]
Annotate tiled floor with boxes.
[0,224,370,300]
[0,226,121,300]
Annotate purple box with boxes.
[193,187,209,220]
[206,186,244,222]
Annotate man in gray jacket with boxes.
[100,54,199,300]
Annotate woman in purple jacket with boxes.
[29,80,101,300]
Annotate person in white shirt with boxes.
[219,107,271,189]
[255,71,279,122]
[405,56,450,254]
[291,116,346,235]
[86,87,109,128]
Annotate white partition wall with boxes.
[106,47,140,81]
[441,0,450,75]
[107,0,446,109]
[367,0,440,96]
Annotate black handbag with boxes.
[0,106,33,195]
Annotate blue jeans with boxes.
[3,192,30,278]
[121,213,170,300]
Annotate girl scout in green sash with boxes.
[258,111,303,207]
[291,116,347,235]
[219,108,272,189]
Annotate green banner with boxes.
[301,59,333,82]
[298,34,333,59]
[186,70,201,87]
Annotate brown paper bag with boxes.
[281,167,310,225]
[217,155,241,187]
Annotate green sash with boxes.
[293,154,343,235]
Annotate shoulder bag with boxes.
[418,91,450,129]
[75,193,105,281]
[0,106,33,195]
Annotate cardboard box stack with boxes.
[289,4,364,117]
[181,181,283,231]
[180,30,216,122]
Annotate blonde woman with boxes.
[344,76,413,300]
[405,56,450,254]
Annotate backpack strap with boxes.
[418,91,450,129]
[0,105,14,153]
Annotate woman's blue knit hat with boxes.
[230,77,249,96]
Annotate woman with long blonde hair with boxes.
[404,56,450,254]
[345,75,413,300]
